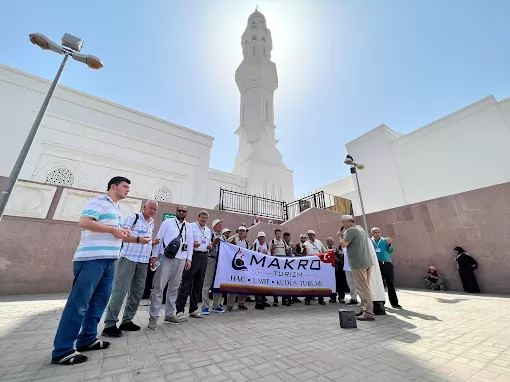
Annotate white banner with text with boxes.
[212,242,336,296]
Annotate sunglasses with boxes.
[177,209,187,213]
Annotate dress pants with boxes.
[176,252,208,314]
[379,261,399,306]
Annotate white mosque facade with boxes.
[0,10,293,210]
[320,95,510,215]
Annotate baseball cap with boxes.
[307,230,316,235]
[257,231,266,237]
[237,226,248,232]
[221,228,231,234]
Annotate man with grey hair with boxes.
[175,210,212,320]
[340,215,375,321]
[102,200,158,337]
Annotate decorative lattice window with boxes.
[45,167,75,187]
[153,186,173,203]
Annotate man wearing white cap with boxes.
[222,228,232,240]
[339,215,375,321]
[303,230,328,305]
[251,232,272,310]
[226,226,250,311]
[201,219,225,315]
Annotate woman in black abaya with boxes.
[454,247,480,293]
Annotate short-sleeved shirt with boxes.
[120,213,154,263]
[343,225,373,269]
[303,239,327,255]
[73,195,122,262]
[191,222,211,252]
[270,238,287,257]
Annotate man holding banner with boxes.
[302,230,328,306]
[212,235,336,309]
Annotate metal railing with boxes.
[219,188,286,220]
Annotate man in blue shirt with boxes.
[370,227,402,309]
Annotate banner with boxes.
[212,242,336,297]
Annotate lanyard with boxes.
[196,222,206,239]
[175,219,187,242]
[372,238,381,249]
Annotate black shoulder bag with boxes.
[163,222,185,259]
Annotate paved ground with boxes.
[0,290,509,382]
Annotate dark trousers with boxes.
[175,252,208,314]
[331,270,348,300]
[305,297,324,303]
[379,261,399,306]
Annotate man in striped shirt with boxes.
[102,201,158,338]
[51,177,132,366]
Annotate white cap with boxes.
[212,219,223,228]
[307,230,315,235]
[341,214,354,221]
[257,231,266,237]
[221,228,231,234]
[237,226,247,231]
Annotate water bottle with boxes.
[150,258,161,272]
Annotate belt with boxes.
[193,251,208,254]
[378,261,391,265]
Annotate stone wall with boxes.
[361,181,510,294]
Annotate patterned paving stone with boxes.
[0,290,509,381]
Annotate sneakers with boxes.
[147,320,158,330]
[212,307,225,313]
[119,322,141,331]
[202,308,210,315]
[227,306,233,312]
[190,310,204,318]
[238,304,248,310]
[102,325,122,338]
[347,299,359,306]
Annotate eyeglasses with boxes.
[177,209,187,213]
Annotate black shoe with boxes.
[245,297,254,302]
[318,300,326,306]
[51,350,88,365]
[347,300,359,306]
[263,302,271,308]
[102,326,122,338]
[292,298,301,303]
[329,298,337,303]
[392,304,403,309]
[305,300,311,305]
[119,321,141,331]
[255,304,265,310]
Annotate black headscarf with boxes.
[454,246,466,254]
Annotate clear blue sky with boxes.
[1,0,509,199]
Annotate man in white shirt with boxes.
[202,219,226,315]
[270,229,291,306]
[303,230,328,306]
[148,205,193,329]
[226,226,250,311]
[251,232,271,310]
[102,201,157,337]
[175,210,212,320]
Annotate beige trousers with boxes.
[202,256,222,309]
[351,267,374,318]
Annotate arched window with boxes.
[153,186,173,203]
[45,167,75,187]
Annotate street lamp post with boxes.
[344,155,368,232]
[0,33,103,222]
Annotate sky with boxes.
[1,0,510,199]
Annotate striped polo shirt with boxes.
[73,194,123,262]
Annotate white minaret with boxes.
[233,9,294,201]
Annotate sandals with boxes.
[77,339,110,352]
[51,351,88,365]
